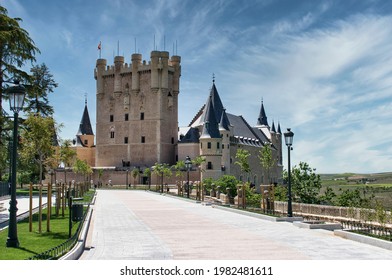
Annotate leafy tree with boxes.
[192,155,205,181]
[202,177,214,194]
[336,189,363,208]
[20,114,56,184]
[319,187,337,205]
[0,138,8,180]
[97,168,104,187]
[152,163,171,192]
[274,185,287,201]
[235,148,251,182]
[258,143,275,184]
[24,63,57,116]
[143,167,151,189]
[0,6,39,140]
[73,158,92,182]
[131,168,139,187]
[59,139,76,184]
[283,161,321,204]
[173,160,185,183]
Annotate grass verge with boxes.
[0,207,80,260]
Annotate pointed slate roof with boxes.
[257,100,269,127]
[200,95,220,139]
[219,108,231,131]
[271,121,276,133]
[77,102,94,136]
[210,81,224,122]
[179,127,200,143]
[277,122,282,134]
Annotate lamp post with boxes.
[185,156,192,198]
[6,81,26,247]
[284,128,294,218]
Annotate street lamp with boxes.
[185,156,192,198]
[284,128,294,218]
[6,81,26,247]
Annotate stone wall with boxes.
[274,201,391,221]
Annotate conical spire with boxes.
[77,101,94,136]
[257,99,269,127]
[277,122,282,134]
[200,95,220,139]
[219,108,231,131]
[271,121,276,133]
[210,79,224,122]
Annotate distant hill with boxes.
[320,172,392,184]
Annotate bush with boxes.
[215,175,239,198]
[245,184,262,207]
[202,178,214,194]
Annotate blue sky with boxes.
[2,0,392,174]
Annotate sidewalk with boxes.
[80,190,392,260]
[0,196,48,229]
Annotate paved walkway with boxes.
[0,196,48,228]
[80,190,392,260]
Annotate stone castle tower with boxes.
[94,51,181,168]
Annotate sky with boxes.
[2,0,392,174]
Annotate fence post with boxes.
[29,183,33,232]
[47,183,52,232]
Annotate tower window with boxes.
[207,162,212,170]
[110,115,114,122]
[222,144,225,149]
[140,112,144,120]
[125,114,129,121]
[207,142,211,149]
[124,137,128,144]
[217,142,220,149]
[141,136,145,143]
[84,139,88,145]
[110,131,115,138]
[171,137,174,144]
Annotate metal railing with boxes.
[341,220,392,242]
[27,203,90,260]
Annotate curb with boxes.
[60,192,96,260]
[334,230,392,251]
[60,206,94,260]
[211,204,303,223]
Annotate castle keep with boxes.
[94,51,181,168]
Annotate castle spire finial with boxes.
[85,93,88,106]
[212,73,215,84]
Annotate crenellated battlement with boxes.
[95,51,181,78]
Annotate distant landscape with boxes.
[320,172,392,210]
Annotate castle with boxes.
[71,50,283,186]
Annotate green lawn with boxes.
[0,207,81,260]
[0,188,92,261]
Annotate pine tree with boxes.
[24,63,58,116]
[0,6,39,142]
